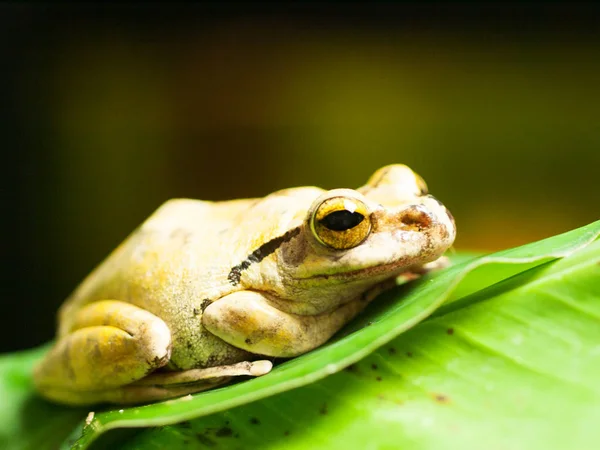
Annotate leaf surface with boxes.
[118,232,600,450]
[0,221,598,450]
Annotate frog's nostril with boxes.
[400,206,433,231]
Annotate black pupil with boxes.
[319,210,365,231]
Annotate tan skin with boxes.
[33,164,456,406]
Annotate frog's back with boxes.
[56,188,324,368]
[57,198,255,336]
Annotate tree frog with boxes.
[34,164,456,405]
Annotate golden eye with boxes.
[311,197,372,250]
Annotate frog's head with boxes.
[275,164,456,309]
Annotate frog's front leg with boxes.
[395,255,452,285]
[411,255,451,275]
[202,291,367,357]
[33,300,173,404]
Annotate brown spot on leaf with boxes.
[434,393,450,404]
[250,417,260,425]
[216,427,233,437]
[376,376,382,381]
[447,328,454,335]
[371,364,378,370]
[319,404,328,415]
[284,430,290,436]
[388,347,397,355]
[196,434,216,447]
[245,338,252,345]
[406,351,413,357]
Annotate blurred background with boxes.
[3,4,599,352]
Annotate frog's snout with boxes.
[380,196,456,244]
[372,205,433,233]
[406,195,457,244]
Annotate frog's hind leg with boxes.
[34,299,273,405]
[38,360,272,405]
[97,359,273,404]
[33,300,173,406]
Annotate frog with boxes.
[33,164,456,406]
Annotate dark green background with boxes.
[3,4,600,352]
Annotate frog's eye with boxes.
[311,197,372,250]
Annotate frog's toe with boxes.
[249,360,273,376]
[70,359,274,405]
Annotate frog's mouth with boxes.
[297,254,434,282]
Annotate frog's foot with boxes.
[135,360,273,386]
[52,359,273,405]
[33,300,172,406]
[38,360,272,405]
[113,360,272,403]
[359,256,451,303]
[395,255,451,285]
[412,255,451,274]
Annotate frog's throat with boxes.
[227,226,302,286]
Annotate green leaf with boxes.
[0,346,86,450]
[0,221,598,450]
[118,236,600,450]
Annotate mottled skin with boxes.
[33,164,456,405]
